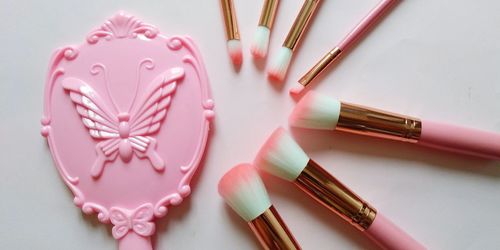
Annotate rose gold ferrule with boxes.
[259,0,279,29]
[248,206,301,250]
[295,160,377,231]
[283,0,321,50]
[337,102,422,143]
[298,47,342,86]
[220,0,240,40]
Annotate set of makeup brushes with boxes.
[219,91,500,249]
[218,0,500,249]
[220,0,398,95]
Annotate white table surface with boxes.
[1,0,500,249]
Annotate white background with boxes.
[1,0,500,249]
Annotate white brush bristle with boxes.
[251,26,270,59]
[218,163,271,222]
[227,39,243,65]
[267,47,293,81]
[289,92,341,130]
[254,127,309,181]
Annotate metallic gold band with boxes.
[337,102,422,142]
[221,0,240,40]
[248,206,301,250]
[295,160,376,231]
[259,0,279,28]
[283,0,320,50]
[298,47,342,86]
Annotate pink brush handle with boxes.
[365,213,425,250]
[118,233,152,250]
[418,120,500,160]
[338,0,399,52]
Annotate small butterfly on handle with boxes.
[62,67,185,178]
[109,204,155,239]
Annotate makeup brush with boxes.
[218,163,301,250]
[291,0,399,95]
[290,92,500,160]
[251,0,279,59]
[254,128,426,250]
[268,0,321,81]
[220,0,243,65]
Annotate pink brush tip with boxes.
[289,85,305,96]
[229,49,243,65]
[267,69,286,82]
[218,163,257,197]
[288,93,312,125]
[227,40,243,66]
[251,46,266,59]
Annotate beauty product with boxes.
[290,92,500,160]
[218,163,301,250]
[268,0,321,81]
[254,128,425,250]
[221,0,243,65]
[41,12,214,250]
[251,0,280,59]
[292,0,399,95]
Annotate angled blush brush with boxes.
[254,127,426,250]
[290,92,500,160]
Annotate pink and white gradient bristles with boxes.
[267,47,293,81]
[251,26,271,59]
[227,39,243,66]
[254,127,426,250]
[218,163,271,222]
[290,92,500,160]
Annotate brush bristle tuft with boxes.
[227,39,243,65]
[289,85,305,96]
[218,163,271,222]
[251,26,270,59]
[254,127,309,181]
[289,92,341,130]
[267,47,293,81]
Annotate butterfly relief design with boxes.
[109,204,155,239]
[62,67,185,178]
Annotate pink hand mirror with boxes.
[41,12,214,250]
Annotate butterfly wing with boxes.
[131,204,155,237]
[109,208,131,239]
[62,77,120,139]
[62,77,120,177]
[129,67,184,137]
[126,68,185,172]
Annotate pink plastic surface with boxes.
[41,12,214,249]
[418,120,500,160]
[338,0,398,52]
[365,213,425,250]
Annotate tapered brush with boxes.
[254,127,426,250]
[218,163,301,250]
[290,92,500,160]
[251,0,279,59]
[291,0,399,95]
[220,0,243,65]
[268,0,321,81]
